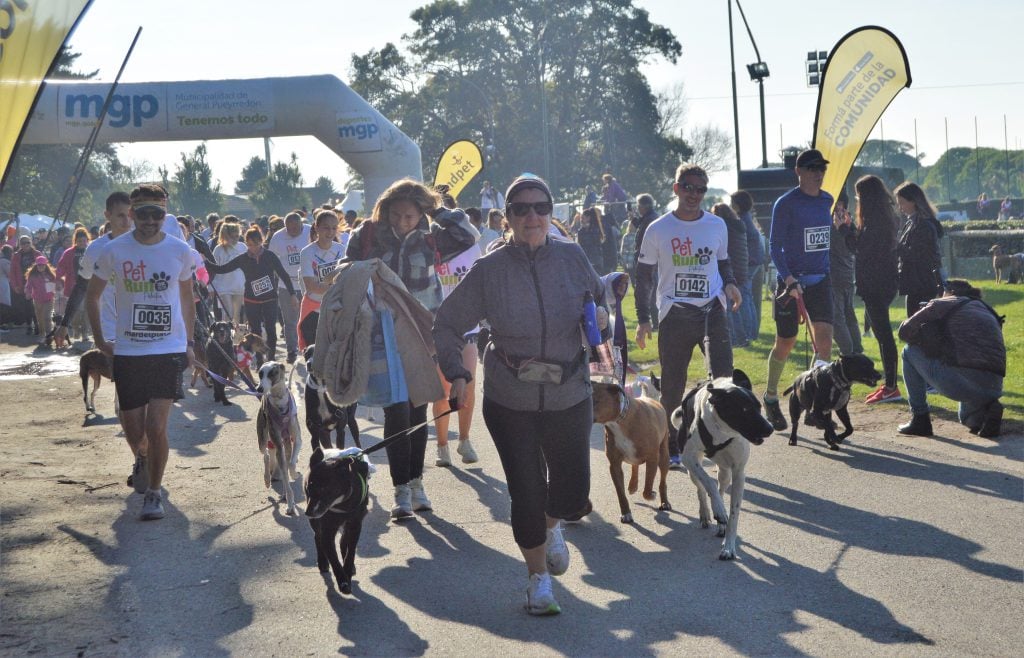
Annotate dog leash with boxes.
[207,335,259,391]
[202,367,262,397]
[777,281,817,369]
[356,405,457,458]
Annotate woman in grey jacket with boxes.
[433,175,608,617]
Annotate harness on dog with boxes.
[304,458,369,519]
[235,345,255,370]
[265,394,297,450]
[696,416,733,459]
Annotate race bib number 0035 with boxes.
[804,226,830,252]
[674,273,708,299]
[132,304,171,333]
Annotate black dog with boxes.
[304,344,360,449]
[305,447,372,595]
[784,354,881,450]
[206,321,235,405]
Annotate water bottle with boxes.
[582,291,602,346]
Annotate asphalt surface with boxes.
[1,357,1021,657]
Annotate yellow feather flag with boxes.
[0,0,93,189]
[813,26,911,207]
[433,139,483,201]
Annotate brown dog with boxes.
[990,245,1022,284]
[592,381,671,523]
[79,348,113,413]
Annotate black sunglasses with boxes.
[133,205,167,221]
[508,201,553,217]
[677,182,708,195]
[803,164,828,172]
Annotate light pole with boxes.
[735,0,769,168]
[538,23,551,185]
[727,0,741,176]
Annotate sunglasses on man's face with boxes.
[133,206,167,221]
[677,182,708,195]
[803,164,827,173]
[508,201,553,217]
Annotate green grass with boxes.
[619,280,1022,422]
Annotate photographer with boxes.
[896,279,1005,438]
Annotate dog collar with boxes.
[617,393,631,421]
[696,416,734,459]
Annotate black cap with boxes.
[796,149,829,168]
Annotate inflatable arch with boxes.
[21,74,422,206]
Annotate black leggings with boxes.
[244,300,279,360]
[482,396,592,550]
[383,401,428,486]
[862,294,898,388]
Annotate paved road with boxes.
[1,362,1021,656]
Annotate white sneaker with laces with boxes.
[435,444,451,467]
[391,484,413,520]
[140,490,165,520]
[526,572,561,616]
[545,522,570,576]
[409,477,432,511]
[457,438,479,464]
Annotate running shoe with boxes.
[132,454,149,494]
[435,444,452,467]
[526,573,561,616]
[866,385,903,404]
[456,439,479,464]
[763,395,788,431]
[409,478,432,512]
[668,455,683,470]
[140,490,165,521]
[391,485,413,520]
[545,522,570,576]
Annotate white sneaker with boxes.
[391,484,413,520]
[457,438,479,464]
[545,522,570,576]
[435,444,452,467]
[140,490,165,521]
[526,573,560,616]
[408,477,432,511]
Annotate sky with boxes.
[57,0,1024,198]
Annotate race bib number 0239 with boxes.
[804,226,830,252]
[251,275,274,296]
[132,304,171,333]
[674,273,708,299]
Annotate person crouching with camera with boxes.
[897,279,1005,438]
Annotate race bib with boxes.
[804,226,830,252]
[287,252,301,266]
[674,273,708,299]
[251,275,273,296]
[132,304,171,334]
[315,259,342,282]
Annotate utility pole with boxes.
[727,0,741,177]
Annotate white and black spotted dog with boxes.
[256,361,303,516]
[671,369,774,560]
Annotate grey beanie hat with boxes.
[505,174,553,206]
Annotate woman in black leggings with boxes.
[205,226,297,364]
[847,175,901,404]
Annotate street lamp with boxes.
[730,1,770,170]
[746,62,770,168]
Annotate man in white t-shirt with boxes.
[634,163,741,467]
[297,211,346,349]
[86,183,196,522]
[268,212,310,363]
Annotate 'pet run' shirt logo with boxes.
[119,259,174,294]
[669,237,714,267]
[436,262,470,288]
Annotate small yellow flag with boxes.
[813,26,911,208]
[1,0,93,189]
[433,139,483,201]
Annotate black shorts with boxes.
[774,275,834,339]
[113,353,186,411]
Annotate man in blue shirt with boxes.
[762,149,836,430]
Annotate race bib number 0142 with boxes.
[132,304,171,333]
[674,273,708,299]
[804,226,830,252]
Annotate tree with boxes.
[170,143,221,217]
[348,0,685,199]
[923,147,1024,203]
[854,139,922,178]
[685,125,732,175]
[311,176,337,206]
[249,153,310,214]
[235,156,268,194]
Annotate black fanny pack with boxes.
[491,345,586,385]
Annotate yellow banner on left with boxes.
[812,26,911,208]
[433,139,483,201]
[0,0,93,189]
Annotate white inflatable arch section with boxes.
[21,74,422,206]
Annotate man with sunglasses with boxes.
[634,163,741,468]
[761,149,836,431]
[86,184,196,521]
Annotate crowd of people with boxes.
[0,158,1008,617]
